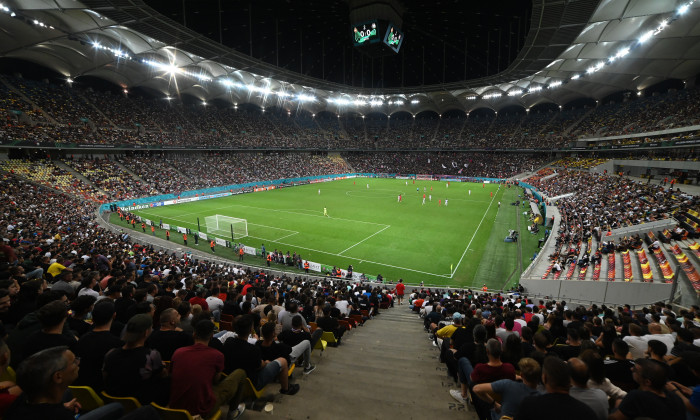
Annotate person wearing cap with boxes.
[170,320,247,420]
[103,313,169,405]
[434,312,464,348]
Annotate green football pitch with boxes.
[114,178,542,289]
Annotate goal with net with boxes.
[204,215,248,239]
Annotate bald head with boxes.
[648,323,662,334]
[568,358,589,387]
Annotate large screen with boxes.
[383,23,404,53]
[352,20,380,46]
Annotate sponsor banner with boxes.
[198,232,208,241]
[163,200,176,205]
[352,272,364,281]
[395,176,412,180]
[177,227,187,234]
[303,260,322,272]
[442,178,462,182]
[175,197,200,204]
[143,219,151,226]
[416,174,434,180]
[253,186,276,192]
[620,144,639,149]
[675,138,700,145]
[198,192,232,201]
[215,237,227,246]
[243,245,257,255]
[162,223,170,230]
[120,204,150,211]
[77,144,117,148]
[150,202,164,207]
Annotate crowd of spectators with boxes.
[526,169,699,231]
[0,170,401,419]
[1,74,699,150]
[413,288,700,420]
[344,152,549,178]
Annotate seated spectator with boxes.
[6,346,125,420]
[605,339,636,392]
[223,314,299,395]
[516,357,597,419]
[552,328,583,359]
[608,358,685,420]
[170,320,247,420]
[315,306,346,345]
[568,357,609,420]
[472,357,543,420]
[0,339,19,416]
[74,299,122,393]
[67,295,96,338]
[103,314,169,405]
[623,323,648,359]
[277,315,322,374]
[22,301,77,360]
[579,349,627,404]
[145,308,193,361]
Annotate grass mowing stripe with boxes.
[450,184,500,278]
[130,179,512,286]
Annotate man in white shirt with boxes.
[205,288,224,322]
[642,323,675,355]
[623,323,649,359]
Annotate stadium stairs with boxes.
[97,216,476,418]
[113,161,147,185]
[55,160,102,192]
[231,307,477,419]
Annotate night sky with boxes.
[143,0,531,89]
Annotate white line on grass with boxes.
[450,184,501,278]
[338,225,391,255]
[135,210,449,279]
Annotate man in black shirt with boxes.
[74,300,122,392]
[145,308,193,360]
[517,356,597,420]
[22,301,77,360]
[223,315,299,395]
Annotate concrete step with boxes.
[233,307,478,419]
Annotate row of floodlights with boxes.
[6,0,692,107]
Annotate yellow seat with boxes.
[68,386,104,412]
[244,377,266,400]
[314,339,327,351]
[150,402,221,420]
[0,366,16,383]
[100,391,141,413]
[320,331,338,346]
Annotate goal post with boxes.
[204,215,248,239]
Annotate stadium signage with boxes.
[77,144,117,148]
[303,260,322,272]
[215,238,227,246]
[253,186,276,192]
[198,232,207,240]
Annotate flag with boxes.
[441,164,446,169]
[452,161,457,168]
[464,163,468,167]
[458,168,463,174]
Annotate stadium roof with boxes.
[1,0,699,115]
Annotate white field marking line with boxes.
[450,184,502,278]
[136,210,449,278]
[276,231,299,241]
[338,225,391,255]
[138,210,298,234]
[226,203,390,227]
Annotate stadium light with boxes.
[66,78,74,84]
[549,81,562,88]
[638,30,654,44]
[297,94,315,102]
[411,99,419,104]
[678,3,690,14]
[508,90,522,96]
[571,74,580,80]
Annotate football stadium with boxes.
[0,0,699,419]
